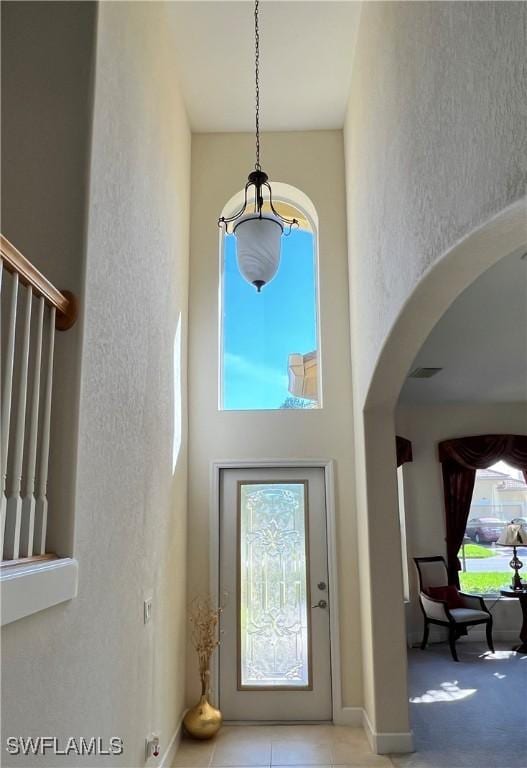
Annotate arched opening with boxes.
[366,199,526,411]
[219,183,322,411]
[357,198,526,754]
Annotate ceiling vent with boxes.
[409,367,443,379]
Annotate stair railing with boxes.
[0,235,77,563]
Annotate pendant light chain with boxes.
[217,0,298,275]
[254,0,261,171]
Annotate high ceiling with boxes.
[170,1,361,132]
[399,249,527,404]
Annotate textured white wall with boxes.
[345,1,527,407]
[396,402,527,642]
[1,3,191,766]
[187,131,363,711]
[343,0,527,741]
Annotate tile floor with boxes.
[173,643,526,768]
[172,725,395,768]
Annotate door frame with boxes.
[209,458,343,722]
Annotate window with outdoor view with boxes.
[459,461,527,594]
[220,200,320,410]
[397,466,410,601]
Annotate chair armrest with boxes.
[459,592,489,613]
[420,592,451,621]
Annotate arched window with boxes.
[219,186,321,411]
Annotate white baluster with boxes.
[1,272,19,558]
[20,296,45,557]
[34,306,55,556]
[4,284,32,560]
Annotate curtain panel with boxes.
[438,434,527,585]
[396,436,413,467]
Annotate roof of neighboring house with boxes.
[287,351,318,401]
[496,477,527,491]
[477,468,511,479]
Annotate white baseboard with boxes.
[334,708,413,754]
[333,707,363,727]
[362,709,413,755]
[407,628,520,647]
[159,714,185,768]
[464,627,519,642]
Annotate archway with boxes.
[367,199,526,411]
[357,198,526,751]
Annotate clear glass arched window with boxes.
[219,192,321,410]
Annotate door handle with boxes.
[312,599,327,609]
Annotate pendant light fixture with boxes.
[218,0,298,292]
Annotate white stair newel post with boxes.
[4,284,32,560]
[34,306,55,556]
[1,272,19,558]
[20,296,45,557]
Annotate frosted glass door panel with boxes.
[219,466,332,721]
[239,482,311,689]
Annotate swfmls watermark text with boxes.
[6,737,124,757]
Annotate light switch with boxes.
[144,598,153,624]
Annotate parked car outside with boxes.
[465,517,506,544]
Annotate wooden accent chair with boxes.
[414,556,494,661]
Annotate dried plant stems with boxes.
[189,595,224,696]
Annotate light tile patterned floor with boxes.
[172,725,395,768]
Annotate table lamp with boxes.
[496,522,527,590]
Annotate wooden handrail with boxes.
[0,234,77,330]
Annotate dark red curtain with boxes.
[396,436,413,467]
[439,434,527,585]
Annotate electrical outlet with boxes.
[145,733,160,760]
[144,598,153,624]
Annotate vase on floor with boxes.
[183,687,222,740]
[186,596,225,739]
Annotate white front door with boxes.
[219,467,332,721]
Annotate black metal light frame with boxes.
[218,170,298,234]
[509,545,524,590]
[217,0,298,236]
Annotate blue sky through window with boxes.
[222,227,318,410]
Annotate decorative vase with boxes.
[183,693,222,740]
[187,599,224,740]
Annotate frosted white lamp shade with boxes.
[234,214,283,290]
[496,523,527,546]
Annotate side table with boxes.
[500,588,527,653]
